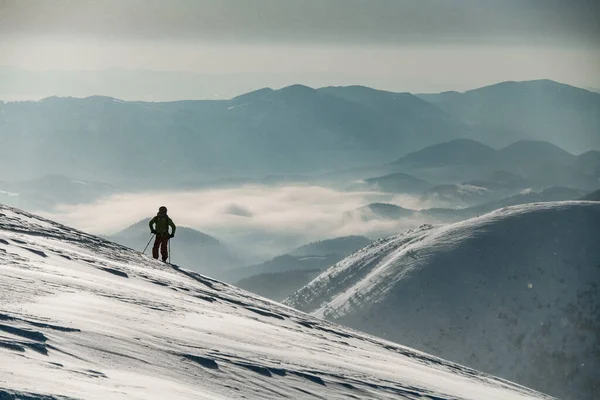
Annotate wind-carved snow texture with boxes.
[286,202,600,400]
[0,205,551,400]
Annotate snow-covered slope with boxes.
[286,202,600,400]
[0,204,550,400]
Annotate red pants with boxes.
[152,235,170,262]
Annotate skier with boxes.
[149,206,176,262]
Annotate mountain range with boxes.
[2,79,598,184]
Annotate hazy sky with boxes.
[1,0,599,100]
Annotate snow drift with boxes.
[0,204,550,399]
[286,201,600,400]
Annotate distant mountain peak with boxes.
[393,138,495,167]
[319,85,406,95]
[467,79,568,92]
[499,140,575,162]
[317,85,422,104]
[84,95,120,102]
[445,138,490,146]
[277,84,316,94]
[232,87,274,101]
[501,139,572,151]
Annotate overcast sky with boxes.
[1,0,599,100]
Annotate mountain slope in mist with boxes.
[0,204,551,400]
[231,236,374,299]
[580,188,600,201]
[108,218,241,276]
[236,269,324,302]
[0,174,119,211]
[286,202,600,400]
[393,139,496,169]
[418,80,600,154]
[393,139,576,171]
[362,172,432,194]
[391,139,600,190]
[345,203,416,222]
[418,183,494,208]
[290,235,373,257]
[465,170,530,191]
[423,186,588,221]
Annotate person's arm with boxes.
[149,217,157,233]
[169,218,176,237]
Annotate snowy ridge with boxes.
[285,202,600,400]
[0,204,551,399]
[285,223,438,318]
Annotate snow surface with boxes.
[286,202,600,400]
[0,204,551,400]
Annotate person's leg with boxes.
[160,236,169,262]
[152,236,160,259]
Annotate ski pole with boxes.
[142,234,155,254]
[168,238,171,264]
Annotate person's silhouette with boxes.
[149,206,176,262]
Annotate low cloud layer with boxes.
[41,185,434,257]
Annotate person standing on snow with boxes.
[149,206,176,262]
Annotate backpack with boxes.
[154,214,171,234]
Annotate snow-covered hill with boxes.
[286,202,600,400]
[0,204,551,399]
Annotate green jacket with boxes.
[149,214,176,236]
